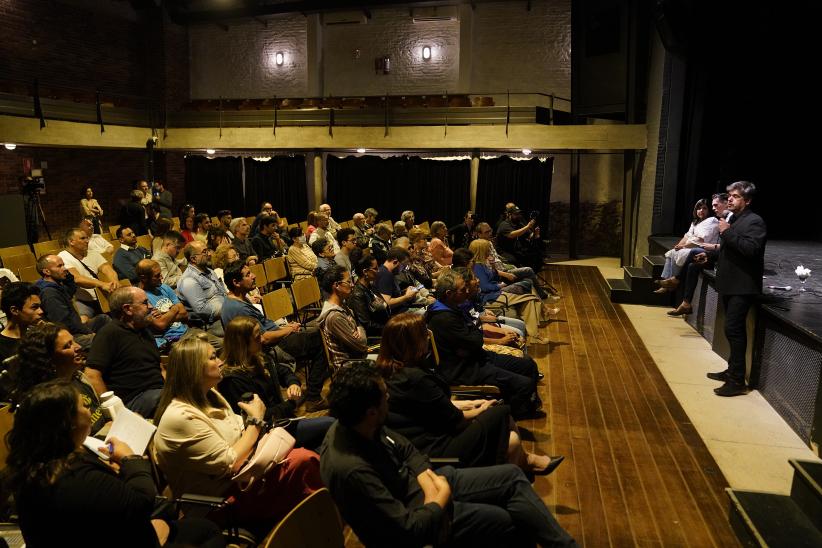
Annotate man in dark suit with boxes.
[707,181,767,397]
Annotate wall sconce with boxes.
[4,143,16,150]
[422,46,431,60]
[356,148,366,154]
[275,52,284,66]
[206,149,216,155]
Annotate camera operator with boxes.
[496,204,544,270]
[448,210,477,250]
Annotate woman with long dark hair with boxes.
[219,316,334,450]
[4,380,224,547]
[655,198,719,293]
[376,313,562,475]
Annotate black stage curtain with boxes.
[243,156,308,221]
[184,156,245,217]
[326,155,470,224]
[475,156,554,228]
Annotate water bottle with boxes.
[100,391,126,421]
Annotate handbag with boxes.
[232,426,295,492]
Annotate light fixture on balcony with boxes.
[206,149,216,155]
[521,148,532,156]
[356,148,366,154]
[422,46,431,60]
[275,52,284,66]
[4,143,16,150]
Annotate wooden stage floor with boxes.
[345,264,739,547]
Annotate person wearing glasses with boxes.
[176,240,228,337]
[318,265,371,370]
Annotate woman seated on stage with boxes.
[655,198,719,293]
[218,316,334,450]
[6,380,225,547]
[375,313,562,476]
[153,335,322,535]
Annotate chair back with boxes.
[246,216,256,225]
[418,221,431,235]
[2,252,36,274]
[33,239,61,257]
[0,404,14,472]
[95,280,131,313]
[427,329,440,366]
[18,265,40,283]
[262,288,294,322]
[249,263,267,292]
[109,224,121,239]
[0,244,32,261]
[291,277,321,312]
[260,488,344,548]
[135,234,153,250]
[298,220,308,231]
[263,256,289,283]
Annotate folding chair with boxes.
[33,239,61,257]
[1,253,35,274]
[262,288,294,323]
[428,330,500,399]
[290,277,322,325]
[18,265,39,283]
[260,488,344,548]
[135,234,153,250]
[109,224,121,239]
[0,244,32,262]
[263,256,292,289]
[249,263,268,293]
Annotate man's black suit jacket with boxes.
[715,208,767,296]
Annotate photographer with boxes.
[495,204,544,270]
[448,210,477,249]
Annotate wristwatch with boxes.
[245,416,267,430]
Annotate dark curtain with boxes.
[243,156,308,220]
[326,155,470,225]
[184,156,245,217]
[475,156,554,228]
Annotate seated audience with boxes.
[112,226,152,283]
[368,223,392,263]
[119,189,148,236]
[84,286,165,418]
[348,253,390,337]
[0,282,43,362]
[59,227,119,319]
[229,216,257,262]
[320,361,577,548]
[35,254,110,350]
[318,266,369,370]
[400,210,416,231]
[251,215,285,260]
[287,227,318,280]
[392,221,408,242]
[153,336,322,535]
[495,205,544,271]
[426,270,541,419]
[2,323,105,434]
[333,228,357,277]
[80,186,104,233]
[216,209,233,238]
[79,215,113,255]
[311,238,336,280]
[376,247,421,316]
[655,198,720,293]
[449,210,477,250]
[206,226,230,252]
[193,213,211,243]
[221,264,330,412]
[318,203,341,237]
[219,316,334,450]
[429,221,455,266]
[249,201,274,236]
[152,180,173,218]
[152,230,186,288]
[136,259,189,349]
[177,241,227,336]
[180,214,196,243]
[5,380,225,548]
[376,313,560,474]
[351,212,373,248]
[151,217,173,255]
[309,213,340,254]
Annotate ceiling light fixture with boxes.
[356,148,366,154]
[4,143,16,150]
[275,52,284,66]
[206,149,216,155]
[422,46,431,60]
[521,148,532,156]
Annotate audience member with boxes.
[495,205,544,270]
[221,264,330,412]
[407,229,441,288]
[429,221,455,266]
[152,230,186,288]
[368,223,392,263]
[349,253,390,337]
[449,210,477,250]
[179,204,195,221]
[375,247,421,316]
[80,186,104,234]
[0,282,43,361]
[251,215,285,260]
[320,361,577,548]
[58,228,119,319]
[351,212,372,248]
[311,238,336,280]
[426,270,541,419]
[216,209,233,238]
[152,180,173,218]
[136,259,189,349]
[287,227,318,280]
[392,221,408,242]
[318,203,341,237]
[153,336,322,535]
[400,210,416,231]
[177,241,227,336]
[34,254,110,349]
[151,217,173,255]
[180,214,196,243]
[136,180,153,208]
[318,266,369,370]
[206,226,230,252]
[112,226,152,283]
[120,189,148,236]
[85,286,165,417]
[80,215,113,255]
[363,207,379,229]
[219,316,335,450]
[333,227,357,276]
[309,213,340,254]
[193,213,211,243]
[229,216,257,262]
[249,201,274,236]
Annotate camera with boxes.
[20,175,46,194]
[529,210,540,220]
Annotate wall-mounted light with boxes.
[356,148,366,154]
[4,143,16,150]
[422,46,431,60]
[275,52,284,66]
[521,148,532,156]
[206,148,216,155]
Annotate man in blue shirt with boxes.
[221,263,330,412]
[135,259,188,347]
[176,240,227,337]
[112,226,151,283]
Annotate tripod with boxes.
[23,189,51,246]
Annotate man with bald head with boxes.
[319,203,341,237]
[136,259,188,348]
[85,286,165,417]
[58,227,119,320]
[351,212,372,248]
[176,240,227,337]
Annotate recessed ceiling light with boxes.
[356,148,366,154]
[4,143,16,150]
[422,46,431,60]
[275,52,284,66]
[206,149,216,155]
[521,148,532,156]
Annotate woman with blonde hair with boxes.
[469,239,548,345]
[153,335,322,535]
[376,313,562,475]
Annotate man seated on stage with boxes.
[320,361,577,548]
[58,228,119,320]
[176,240,227,337]
[79,215,113,255]
[495,205,545,271]
[426,269,541,419]
[112,226,152,283]
[34,255,110,350]
[221,263,330,412]
[85,286,165,417]
[152,231,186,288]
[0,282,43,362]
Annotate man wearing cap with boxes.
[495,205,543,270]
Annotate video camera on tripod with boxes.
[20,174,46,194]
[20,171,50,243]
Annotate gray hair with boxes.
[401,210,414,222]
[726,180,756,201]
[434,269,460,301]
[109,286,137,319]
[229,217,246,232]
[364,208,378,218]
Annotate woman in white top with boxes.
[655,198,719,292]
[80,187,104,234]
[153,335,322,535]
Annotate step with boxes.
[726,488,822,547]
[607,277,674,306]
[643,255,666,278]
[607,278,631,303]
[624,266,654,293]
[790,459,822,524]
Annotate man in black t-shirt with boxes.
[84,286,164,417]
[496,205,543,270]
[0,282,43,363]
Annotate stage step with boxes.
[790,460,822,524]
[625,266,654,292]
[643,254,666,278]
[726,489,822,547]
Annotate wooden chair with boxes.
[101,233,113,241]
[33,239,61,257]
[246,216,256,225]
[428,330,500,398]
[0,405,14,473]
[262,288,294,323]
[95,279,132,313]
[417,221,431,235]
[298,220,308,231]
[260,488,344,548]
[291,277,322,324]
[263,257,292,289]
[1,252,36,274]
[109,224,121,239]
[135,234,153,250]
[249,263,267,293]
[171,217,181,230]
[0,244,32,261]
[18,265,39,283]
